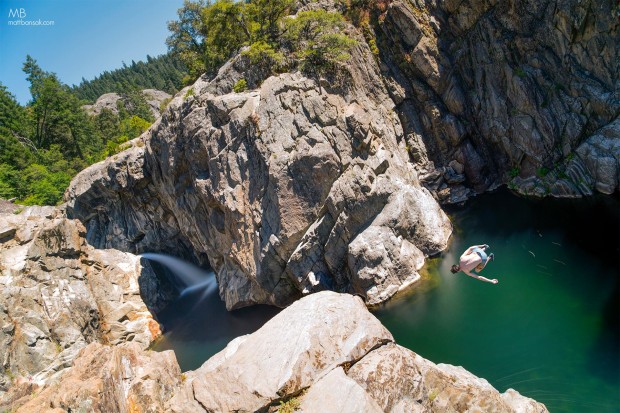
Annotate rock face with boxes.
[82,92,122,116]
[5,289,548,412]
[66,34,452,310]
[82,89,172,119]
[167,291,547,413]
[0,207,174,409]
[377,0,619,201]
[15,342,181,413]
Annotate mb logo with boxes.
[8,8,27,18]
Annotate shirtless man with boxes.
[450,244,498,284]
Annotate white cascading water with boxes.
[140,253,218,298]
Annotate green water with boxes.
[374,189,620,413]
[151,189,619,412]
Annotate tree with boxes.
[201,0,249,73]
[167,0,209,83]
[166,0,355,82]
[282,10,356,74]
[1,57,158,206]
[246,0,294,43]
[71,54,186,102]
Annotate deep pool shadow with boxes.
[155,282,280,343]
[587,279,620,385]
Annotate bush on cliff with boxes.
[167,0,356,83]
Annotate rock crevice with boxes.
[66,38,452,310]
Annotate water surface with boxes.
[146,256,280,371]
[374,189,620,413]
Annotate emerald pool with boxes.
[374,189,619,413]
[150,189,619,412]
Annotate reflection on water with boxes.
[374,189,620,413]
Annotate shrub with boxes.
[278,396,301,413]
[233,79,248,93]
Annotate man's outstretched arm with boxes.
[462,269,498,284]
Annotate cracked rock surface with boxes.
[0,207,174,409]
[66,38,452,310]
[378,0,619,201]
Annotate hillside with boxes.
[71,53,186,103]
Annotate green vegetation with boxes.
[514,66,526,78]
[509,166,520,178]
[282,10,356,74]
[0,56,153,206]
[159,97,172,113]
[184,88,195,100]
[72,53,186,103]
[167,0,356,84]
[233,79,248,93]
[536,166,549,177]
[277,396,301,413]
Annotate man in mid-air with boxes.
[450,244,498,284]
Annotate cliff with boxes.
[65,33,452,310]
[65,0,618,310]
[0,207,175,409]
[377,0,619,201]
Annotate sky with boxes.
[0,0,185,104]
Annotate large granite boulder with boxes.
[167,291,392,412]
[82,89,172,119]
[0,207,173,408]
[347,343,549,413]
[167,291,547,413]
[65,30,452,310]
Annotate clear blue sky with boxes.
[0,0,185,104]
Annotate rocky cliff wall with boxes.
[66,33,452,310]
[0,207,174,408]
[66,0,618,309]
[377,0,619,201]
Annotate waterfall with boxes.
[140,253,217,297]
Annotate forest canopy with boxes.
[0,56,157,205]
[71,53,186,103]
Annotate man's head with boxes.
[450,264,460,274]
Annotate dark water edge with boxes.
[373,188,620,413]
[150,278,280,371]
